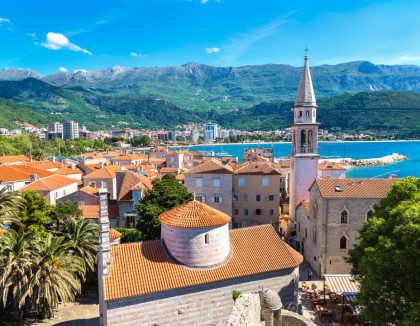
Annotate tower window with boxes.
[341,210,348,224]
[306,111,310,118]
[204,233,209,244]
[340,236,347,249]
[367,210,374,219]
[299,111,303,118]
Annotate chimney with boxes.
[30,174,38,182]
[99,161,105,169]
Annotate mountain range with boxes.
[0,61,419,137]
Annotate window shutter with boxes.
[202,196,206,203]
[219,196,223,203]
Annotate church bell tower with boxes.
[289,52,320,220]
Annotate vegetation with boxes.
[232,290,241,301]
[0,191,99,320]
[131,135,152,147]
[347,177,420,325]
[0,188,25,226]
[114,227,143,243]
[136,174,193,240]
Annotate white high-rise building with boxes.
[203,122,218,142]
[47,122,63,139]
[289,54,320,220]
[63,120,80,140]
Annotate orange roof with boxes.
[110,153,148,161]
[80,186,100,196]
[21,175,77,191]
[104,225,302,301]
[84,165,122,179]
[159,200,231,228]
[0,165,31,182]
[0,155,29,164]
[80,205,100,219]
[55,165,83,175]
[185,158,233,175]
[110,228,122,239]
[159,167,178,173]
[234,161,281,175]
[117,171,152,201]
[314,178,396,199]
[319,162,347,171]
[296,200,310,217]
[23,160,62,170]
[10,165,54,178]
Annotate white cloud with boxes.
[378,54,420,65]
[0,18,11,24]
[200,0,208,3]
[130,52,146,57]
[205,47,221,54]
[73,69,87,73]
[26,33,36,37]
[41,32,92,55]
[59,67,68,73]
[397,54,420,62]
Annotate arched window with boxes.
[306,111,310,118]
[312,201,318,220]
[340,210,348,224]
[367,210,374,219]
[301,130,306,151]
[340,236,347,249]
[308,130,314,152]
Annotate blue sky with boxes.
[1,0,420,74]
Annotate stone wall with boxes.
[106,268,299,326]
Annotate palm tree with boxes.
[0,229,35,314]
[62,218,99,276]
[0,187,24,226]
[23,234,84,319]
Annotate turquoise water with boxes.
[183,141,420,178]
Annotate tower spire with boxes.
[294,53,316,107]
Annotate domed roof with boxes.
[159,200,231,228]
[260,289,283,311]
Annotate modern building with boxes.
[63,120,80,140]
[184,158,233,217]
[232,161,282,228]
[203,122,218,142]
[295,178,395,277]
[47,122,63,139]
[219,129,230,139]
[190,129,199,143]
[289,54,320,221]
[98,199,303,325]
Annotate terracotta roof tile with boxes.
[80,186,100,196]
[104,225,302,301]
[185,159,233,175]
[0,155,29,164]
[159,200,231,228]
[54,165,83,175]
[80,205,100,219]
[110,228,122,239]
[10,165,55,178]
[84,165,122,179]
[23,160,62,170]
[314,178,396,199]
[234,161,281,175]
[0,165,31,182]
[296,200,310,217]
[21,175,77,191]
[319,162,347,171]
[110,154,148,161]
[117,171,152,201]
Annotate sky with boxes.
[1,0,420,74]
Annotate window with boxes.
[233,194,239,201]
[340,210,348,224]
[313,226,317,244]
[269,209,274,216]
[204,233,209,244]
[256,194,261,202]
[213,178,221,187]
[367,210,374,219]
[55,192,58,199]
[262,177,269,186]
[196,195,205,203]
[238,177,245,186]
[255,209,261,215]
[195,178,203,187]
[243,194,249,201]
[299,111,303,118]
[268,194,275,201]
[298,222,301,232]
[233,209,239,215]
[306,111,310,118]
[340,236,347,249]
[213,195,222,203]
[244,209,249,216]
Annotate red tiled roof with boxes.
[10,165,55,178]
[55,165,83,175]
[159,200,231,228]
[0,165,30,182]
[117,171,152,201]
[23,160,62,170]
[185,158,233,175]
[110,228,122,239]
[319,162,347,171]
[104,225,302,301]
[0,155,29,164]
[314,178,396,199]
[21,175,77,191]
[234,161,281,175]
[84,165,122,179]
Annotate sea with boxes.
[182,141,420,178]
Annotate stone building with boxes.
[98,200,303,326]
[232,161,281,228]
[318,162,346,179]
[295,178,395,276]
[289,54,320,221]
[83,165,122,199]
[184,158,233,216]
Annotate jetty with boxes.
[339,153,407,167]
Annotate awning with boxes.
[325,274,359,294]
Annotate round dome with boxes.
[261,289,283,311]
[159,200,231,268]
[159,200,231,228]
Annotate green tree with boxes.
[61,218,99,276]
[0,187,25,226]
[115,227,143,243]
[347,177,420,325]
[131,135,152,147]
[136,174,193,240]
[23,234,84,319]
[0,230,35,314]
[20,191,52,237]
[50,201,83,231]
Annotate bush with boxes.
[232,290,241,301]
[115,227,143,243]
